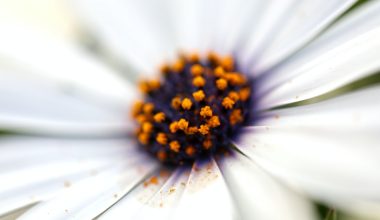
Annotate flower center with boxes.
[132,52,253,165]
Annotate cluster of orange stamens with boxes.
[132,52,252,164]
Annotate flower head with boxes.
[133,54,252,164]
[1,0,380,220]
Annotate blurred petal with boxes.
[72,0,179,76]
[0,25,134,104]
[235,88,380,217]
[244,0,356,73]
[167,0,220,53]
[0,137,153,216]
[212,0,268,54]
[257,1,380,109]
[0,68,131,136]
[171,158,238,220]
[218,153,317,220]
[257,86,380,131]
[19,162,156,220]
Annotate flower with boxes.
[1,0,380,220]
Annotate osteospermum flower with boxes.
[1,0,380,219]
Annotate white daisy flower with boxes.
[0,0,380,220]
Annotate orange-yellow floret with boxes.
[222,97,235,109]
[207,116,220,128]
[131,101,144,117]
[185,146,196,156]
[200,106,213,118]
[138,81,150,93]
[189,53,200,62]
[185,126,198,135]
[143,103,154,114]
[190,64,204,76]
[181,98,193,110]
[193,76,205,87]
[142,122,153,133]
[171,97,182,110]
[207,52,220,63]
[169,121,179,133]
[156,133,168,145]
[239,87,251,101]
[225,73,246,85]
[169,141,180,153]
[136,115,148,123]
[228,91,240,101]
[160,64,170,73]
[214,66,225,78]
[221,55,234,71]
[230,109,243,125]
[192,90,206,102]
[157,151,167,161]
[148,80,161,90]
[153,112,165,123]
[216,78,228,90]
[198,124,210,135]
[138,133,150,145]
[203,139,212,149]
[178,119,189,130]
[172,59,185,72]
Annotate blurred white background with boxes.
[0,0,78,40]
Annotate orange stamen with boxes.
[193,76,205,87]
[169,141,181,153]
[200,106,213,118]
[153,112,165,123]
[192,90,206,102]
[222,97,235,109]
[198,124,210,135]
[181,98,193,110]
[156,133,168,145]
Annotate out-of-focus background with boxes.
[0,0,78,40]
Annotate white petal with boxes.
[235,88,380,216]
[72,0,179,76]
[212,0,269,55]
[98,169,173,220]
[0,24,135,104]
[18,152,157,219]
[257,86,380,131]
[218,153,317,220]
[257,1,380,109]
[0,137,148,216]
[245,0,356,73]
[171,158,238,220]
[238,0,295,68]
[0,68,131,136]
[168,0,223,53]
